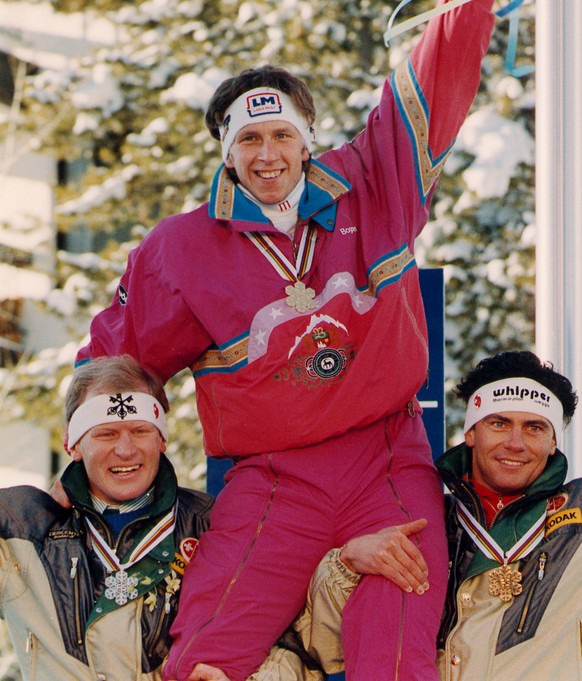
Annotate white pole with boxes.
[535,0,582,478]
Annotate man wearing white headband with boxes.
[435,351,582,681]
[193,351,582,681]
[1,354,414,681]
[77,2,499,679]
[0,355,214,681]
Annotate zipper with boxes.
[26,631,37,677]
[70,556,84,645]
[516,551,547,633]
[400,286,429,358]
[438,484,484,645]
[147,592,171,659]
[490,494,525,528]
[174,454,279,675]
[459,481,487,527]
[83,507,115,548]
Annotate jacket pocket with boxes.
[516,551,547,634]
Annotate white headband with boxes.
[68,392,168,448]
[463,377,564,438]
[219,86,315,163]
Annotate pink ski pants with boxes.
[164,410,447,681]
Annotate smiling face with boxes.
[71,415,166,505]
[466,411,557,495]
[225,120,310,205]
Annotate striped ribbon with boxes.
[86,508,176,573]
[455,498,546,566]
[245,223,317,283]
[384,0,475,45]
[384,0,532,78]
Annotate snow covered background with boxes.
[0,0,538,676]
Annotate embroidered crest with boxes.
[118,284,128,305]
[546,493,569,514]
[274,315,353,387]
[180,537,199,563]
[306,348,347,380]
[312,326,330,346]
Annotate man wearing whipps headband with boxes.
[76,1,498,679]
[436,351,581,681]
[192,351,582,681]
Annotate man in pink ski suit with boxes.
[77,1,496,679]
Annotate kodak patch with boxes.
[545,507,582,537]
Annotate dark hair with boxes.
[455,351,578,426]
[205,65,316,141]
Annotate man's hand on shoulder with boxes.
[340,519,430,595]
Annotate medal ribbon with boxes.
[384,0,475,45]
[384,0,531,78]
[245,223,317,283]
[455,498,546,566]
[86,507,176,574]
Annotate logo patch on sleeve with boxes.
[547,493,569,514]
[545,507,582,536]
[170,538,200,575]
[118,284,128,305]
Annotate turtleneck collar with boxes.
[238,174,305,236]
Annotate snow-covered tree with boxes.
[1,0,536,489]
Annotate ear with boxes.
[465,428,475,448]
[225,152,234,169]
[301,147,311,163]
[549,436,557,456]
[70,445,83,463]
[160,440,167,454]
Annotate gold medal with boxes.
[456,498,547,604]
[246,225,318,313]
[488,564,523,602]
[285,281,317,313]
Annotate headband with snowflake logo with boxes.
[68,392,168,448]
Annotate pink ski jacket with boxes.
[77,0,495,458]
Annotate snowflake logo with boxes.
[107,393,138,420]
[105,569,139,605]
[285,281,317,313]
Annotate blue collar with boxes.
[208,158,351,232]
